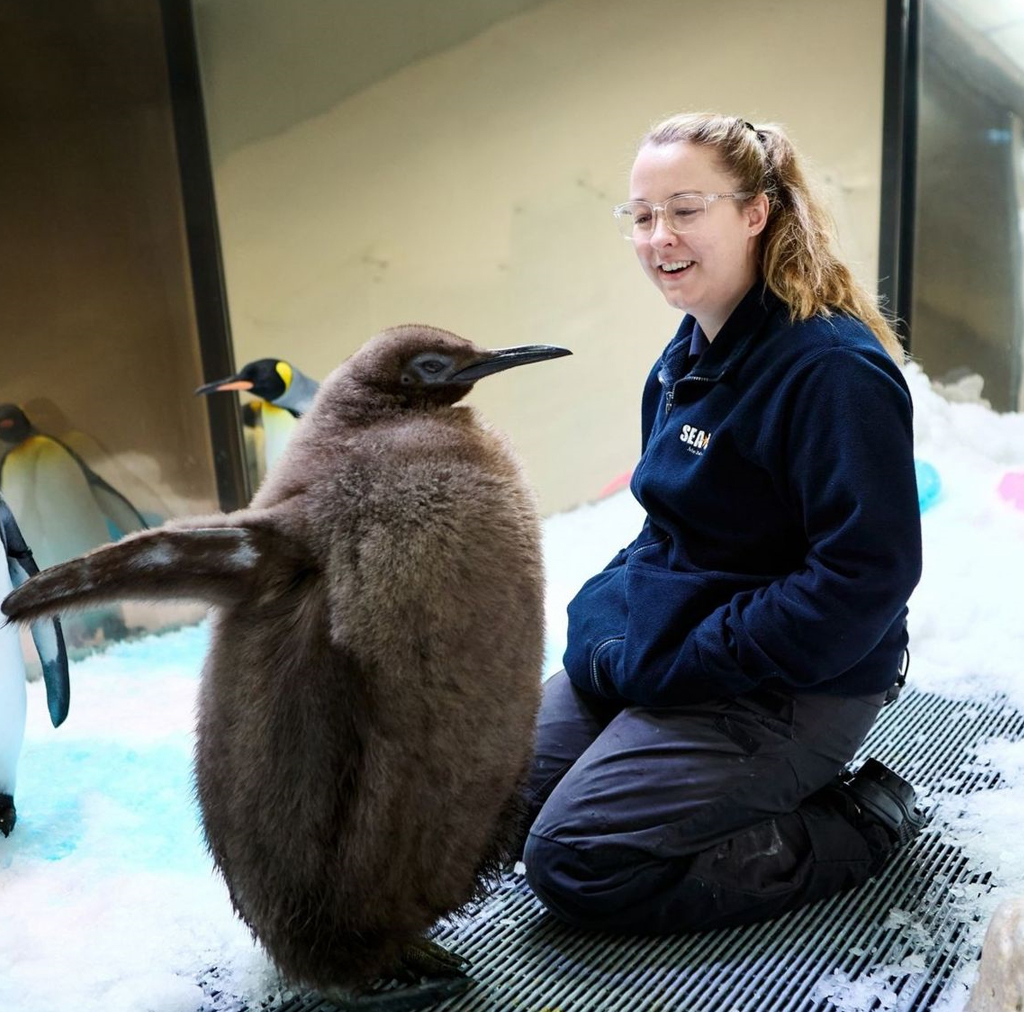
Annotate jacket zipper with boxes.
[631,537,668,558]
[591,635,624,695]
[664,374,714,415]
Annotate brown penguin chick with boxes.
[2,325,571,1003]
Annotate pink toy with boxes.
[598,471,633,499]
[997,472,1024,510]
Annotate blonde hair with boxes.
[641,113,905,364]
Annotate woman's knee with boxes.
[523,829,761,935]
[522,831,643,930]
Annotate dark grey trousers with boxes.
[521,671,889,933]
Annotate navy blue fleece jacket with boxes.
[563,284,922,706]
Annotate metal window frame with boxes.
[878,0,921,352]
[159,0,250,512]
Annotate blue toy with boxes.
[915,459,941,513]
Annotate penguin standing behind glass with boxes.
[0,404,148,646]
[3,325,570,1007]
[196,358,320,483]
[0,491,70,836]
[0,404,148,569]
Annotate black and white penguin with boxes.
[0,404,148,571]
[0,491,70,836]
[4,326,570,1006]
[196,358,320,481]
[0,404,149,647]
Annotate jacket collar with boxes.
[660,283,784,386]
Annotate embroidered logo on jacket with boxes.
[679,423,711,455]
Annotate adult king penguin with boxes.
[4,325,570,1007]
[0,404,148,646]
[0,491,70,837]
[0,404,147,570]
[195,358,320,481]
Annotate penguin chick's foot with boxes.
[0,794,15,837]
[389,938,472,983]
[322,975,472,1012]
[322,941,473,1011]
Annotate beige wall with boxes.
[198,0,888,515]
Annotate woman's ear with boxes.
[746,192,770,236]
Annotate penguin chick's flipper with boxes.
[1,496,70,726]
[1,527,277,626]
[0,793,15,837]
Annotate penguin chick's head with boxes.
[0,404,33,446]
[195,359,292,404]
[338,324,571,411]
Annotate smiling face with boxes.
[628,140,768,339]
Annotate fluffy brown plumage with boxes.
[2,325,570,995]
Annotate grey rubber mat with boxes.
[259,687,1023,1012]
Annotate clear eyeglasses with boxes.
[612,192,755,239]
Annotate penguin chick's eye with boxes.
[403,353,456,385]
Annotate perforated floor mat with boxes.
[263,687,1023,1012]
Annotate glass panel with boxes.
[191,0,890,514]
[911,0,1024,411]
[0,1,220,649]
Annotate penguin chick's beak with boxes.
[195,378,254,396]
[452,345,572,383]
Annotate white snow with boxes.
[3,361,1024,1010]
